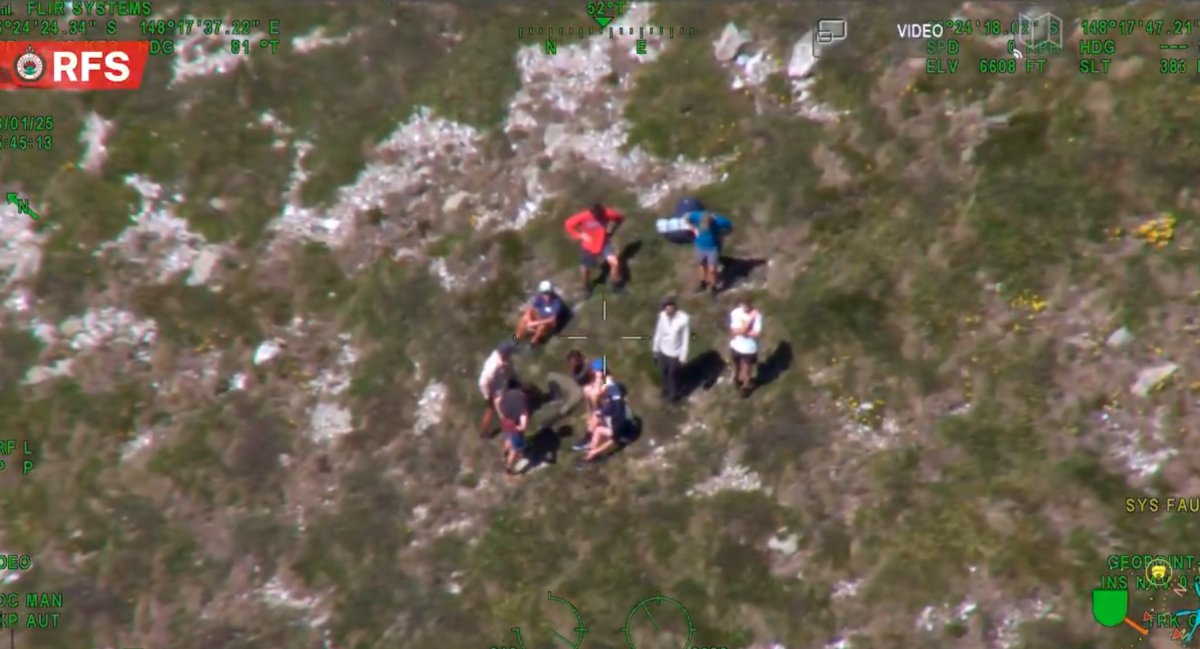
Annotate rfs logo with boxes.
[14,46,45,83]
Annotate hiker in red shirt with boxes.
[564,203,624,297]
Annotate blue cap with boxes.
[591,358,605,372]
[498,341,516,354]
[675,198,705,216]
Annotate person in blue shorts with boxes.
[497,381,530,474]
[683,206,733,296]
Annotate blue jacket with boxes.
[684,212,732,251]
[600,384,628,428]
[531,293,563,319]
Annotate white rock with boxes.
[59,317,84,338]
[543,123,569,152]
[504,3,725,210]
[713,23,751,61]
[23,359,72,385]
[0,205,45,284]
[23,366,58,385]
[522,165,542,200]
[767,533,799,556]
[414,381,448,435]
[1105,326,1134,348]
[78,111,113,173]
[442,191,470,214]
[787,34,817,78]
[186,248,221,286]
[253,340,283,365]
[170,19,264,86]
[269,109,481,248]
[309,402,353,443]
[1131,363,1179,397]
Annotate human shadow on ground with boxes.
[595,239,642,290]
[717,255,767,293]
[679,349,726,398]
[553,299,575,335]
[745,341,793,398]
[520,424,566,471]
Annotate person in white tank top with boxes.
[728,296,762,397]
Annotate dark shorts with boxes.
[581,243,614,268]
[695,248,720,267]
[504,431,527,452]
[731,350,758,365]
[616,417,641,444]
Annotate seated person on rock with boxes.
[515,280,564,346]
[583,358,608,422]
[572,358,610,451]
[580,379,633,465]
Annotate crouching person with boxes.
[497,380,530,475]
[578,379,635,468]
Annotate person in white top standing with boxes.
[728,296,763,398]
[652,295,690,403]
[477,341,516,439]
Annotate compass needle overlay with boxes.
[623,594,696,649]
[511,592,586,649]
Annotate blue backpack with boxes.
[674,198,705,216]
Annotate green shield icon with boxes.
[1093,588,1128,627]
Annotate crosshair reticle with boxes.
[562,289,696,373]
[622,593,696,649]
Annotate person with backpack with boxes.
[728,296,763,398]
[564,203,625,297]
[682,201,733,296]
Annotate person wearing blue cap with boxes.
[572,357,609,452]
[583,358,608,412]
[579,378,630,466]
[477,341,517,438]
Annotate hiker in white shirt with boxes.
[651,296,690,403]
[728,296,762,397]
[477,341,516,438]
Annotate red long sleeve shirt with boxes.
[564,207,624,255]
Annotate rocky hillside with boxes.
[1,2,1199,649]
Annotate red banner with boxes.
[0,41,150,90]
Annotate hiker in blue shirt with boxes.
[680,200,733,296]
[514,280,564,346]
